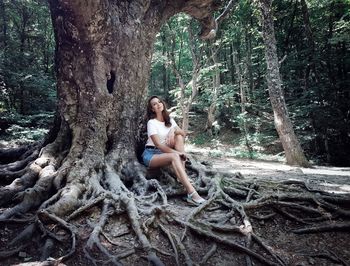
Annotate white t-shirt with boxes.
[146,118,178,146]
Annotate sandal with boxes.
[186,191,206,206]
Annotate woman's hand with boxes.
[176,151,187,161]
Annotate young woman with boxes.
[142,96,205,206]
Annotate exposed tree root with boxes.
[159,223,179,265]
[199,243,217,265]
[38,210,77,261]
[12,260,65,266]
[298,251,349,266]
[83,200,123,266]
[0,143,38,164]
[0,149,39,175]
[293,222,350,234]
[172,216,279,265]
[172,232,194,266]
[1,146,349,265]
[0,245,29,259]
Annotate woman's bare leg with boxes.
[150,153,203,201]
[174,135,185,167]
[174,135,185,152]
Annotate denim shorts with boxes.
[142,147,163,167]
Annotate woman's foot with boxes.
[186,191,205,206]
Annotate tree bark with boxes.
[206,45,220,135]
[244,11,254,98]
[283,0,298,54]
[161,31,169,99]
[232,46,253,158]
[300,0,318,86]
[168,20,201,132]
[256,0,310,167]
[0,0,7,48]
[326,1,335,89]
[48,0,217,160]
[0,1,219,263]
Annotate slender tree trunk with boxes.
[0,0,7,48]
[325,1,336,88]
[183,23,201,132]
[169,20,201,132]
[257,0,310,167]
[19,6,28,53]
[161,32,169,99]
[42,16,53,74]
[300,0,319,84]
[232,47,253,158]
[206,46,219,135]
[245,31,253,99]
[245,10,254,98]
[300,0,315,52]
[283,0,298,54]
[229,43,235,84]
[19,87,25,115]
[168,25,187,130]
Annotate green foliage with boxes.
[229,147,258,159]
[191,132,212,145]
[0,112,53,146]
[0,0,56,114]
[149,0,350,165]
[208,149,223,158]
[5,125,48,141]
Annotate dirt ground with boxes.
[1,148,350,266]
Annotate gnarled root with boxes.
[1,147,349,265]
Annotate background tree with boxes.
[166,17,203,132]
[0,0,56,114]
[255,0,310,167]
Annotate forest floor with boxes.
[1,145,349,266]
[1,120,350,265]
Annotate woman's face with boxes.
[150,97,164,113]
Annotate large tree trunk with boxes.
[257,0,310,167]
[0,0,218,263]
[46,0,218,215]
[50,0,158,179]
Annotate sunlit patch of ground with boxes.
[187,144,350,195]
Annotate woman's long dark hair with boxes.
[147,96,171,127]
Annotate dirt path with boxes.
[187,143,350,195]
[209,156,350,194]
